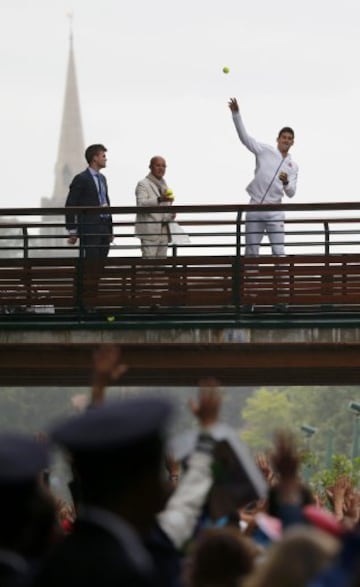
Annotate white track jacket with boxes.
[232,111,298,205]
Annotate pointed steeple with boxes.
[42,27,85,208]
[37,26,85,256]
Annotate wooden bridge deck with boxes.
[2,253,360,386]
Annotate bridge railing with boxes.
[1,202,360,257]
[1,203,360,318]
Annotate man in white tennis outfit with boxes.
[228,97,298,256]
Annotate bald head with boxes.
[149,156,167,180]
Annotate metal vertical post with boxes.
[233,210,242,310]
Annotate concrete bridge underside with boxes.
[1,326,360,386]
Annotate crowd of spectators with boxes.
[1,344,360,587]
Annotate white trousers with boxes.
[141,224,169,259]
[245,211,285,256]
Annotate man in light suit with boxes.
[65,144,113,258]
[135,156,175,258]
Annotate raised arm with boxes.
[90,344,127,407]
[157,378,222,549]
[228,97,264,155]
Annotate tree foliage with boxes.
[0,387,79,433]
[241,387,293,451]
[240,385,360,461]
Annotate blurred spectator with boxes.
[32,396,173,587]
[325,475,360,528]
[0,433,56,587]
[267,430,314,527]
[243,526,340,587]
[184,527,260,587]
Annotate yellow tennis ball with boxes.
[222,66,230,74]
[165,189,174,200]
[106,316,115,322]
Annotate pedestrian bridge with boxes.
[1,203,360,387]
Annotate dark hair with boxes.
[85,144,107,164]
[277,127,294,139]
[187,528,256,587]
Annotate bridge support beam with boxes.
[1,342,360,387]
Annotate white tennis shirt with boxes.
[232,111,298,205]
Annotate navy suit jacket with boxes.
[32,520,156,587]
[65,169,112,234]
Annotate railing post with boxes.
[324,221,330,255]
[21,226,32,308]
[233,210,243,310]
[22,227,28,259]
[322,221,333,306]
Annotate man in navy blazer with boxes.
[65,144,113,258]
[32,397,173,587]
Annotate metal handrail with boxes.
[2,203,360,321]
[1,203,360,259]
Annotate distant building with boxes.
[37,32,85,256]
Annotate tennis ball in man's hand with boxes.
[222,66,230,74]
[164,189,174,200]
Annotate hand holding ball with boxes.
[164,189,174,201]
[222,66,230,74]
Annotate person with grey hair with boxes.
[135,156,175,258]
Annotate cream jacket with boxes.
[135,177,173,242]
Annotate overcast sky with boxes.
[1,0,360,212]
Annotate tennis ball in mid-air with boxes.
[106,315,115,322]
[222,66,230,74]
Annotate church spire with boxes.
[68,11,74,45]
[43,25,85,208]
[37,25,85,256]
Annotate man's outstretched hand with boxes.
[189,377,222,428]
[228,97,239,113]
[91,344,128,406]
[93,344,128,381]
[270,430,300,481]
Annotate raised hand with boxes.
[93,344,128,381]
[270,430,300,480]
[256,453,276,485]
[189,377,222,428]
[228,97,239,113]
[91,344,128,406]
